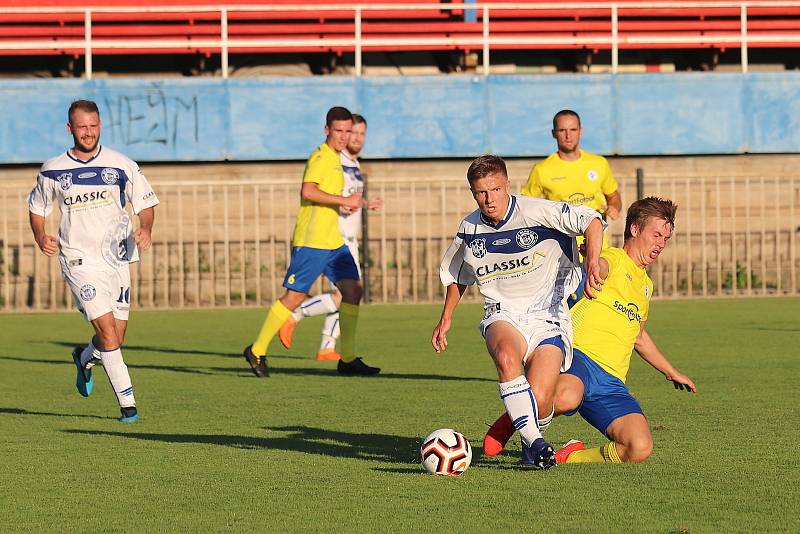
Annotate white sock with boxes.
[538,406,555,432]
[99,347,136,408]
[80,340,101,369]
[499,375,542,447]
[322,312,340,337]
[296,293,338,320]
[319,312,340,351]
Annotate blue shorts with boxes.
[283,245,359,294]
[563,348,643,437]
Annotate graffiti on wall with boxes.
[102,86,199,149]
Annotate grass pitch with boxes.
[1,298,798,533]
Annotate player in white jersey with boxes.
[28,100,159,423]
[432,155,604,469]
[278,114,383,360]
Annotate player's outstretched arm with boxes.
[604,190,622,221]
[134,207,155,251]
[582,217,605,299]
[431,283,467,354]
[634,324,697,393]
[29,212,57,256]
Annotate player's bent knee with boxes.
[338,280,362,304]
[553,388,582,415]
[622,435,653,463]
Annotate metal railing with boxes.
[1,2,800,78]
[1,173,797,312]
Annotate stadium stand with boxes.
[1,0,799,58]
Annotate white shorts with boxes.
[61,259,132,322]
[479,307,573,372]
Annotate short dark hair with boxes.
[552,109,581,131]
[624,197,678,241]
[68,99,99,124]
[467,155,508,184]
[351,113,367,127]
[326,106,352,126]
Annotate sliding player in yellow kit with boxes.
[484,197,697,464]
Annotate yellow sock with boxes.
[251,300,292,356]
[566,442,623,464]
[338,302,359,363]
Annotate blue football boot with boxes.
[118,406,139,423]
[522,438,557,470]
[72,347,93,397]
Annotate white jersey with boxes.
[28,145,159,270]
[339,149,364,240]
[440,195,603,319]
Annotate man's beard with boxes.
[73,135,98,154]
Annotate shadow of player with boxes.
[63,424,421,464]
[0,407,116,420]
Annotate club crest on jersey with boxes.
[57,172,73,190]
[79,284,96,301]
[515,229,538,249]
[587,169,599,181]
[470,238,487,258]
[101,167,119,185]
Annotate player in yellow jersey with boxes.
[521,110,622,306]
[483,197,697,463]
[243,106,381,377]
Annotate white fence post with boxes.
[221,8,229,78]
[741,3,749,73]
[611,4,619,74]
[355,7,362,77]
[482,6,490,76]
[84,10,92,79]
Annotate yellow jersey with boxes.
[570,247,653,382]
[292,142,346,250]
[522,150,618,250]
[521,150,618,213]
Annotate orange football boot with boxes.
[278,317,297,349]
[483,412,515,457]
[554,440,586,464]
[316,349,341,361]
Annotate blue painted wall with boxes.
[2,72,799,164]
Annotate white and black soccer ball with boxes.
[420,428,472,476]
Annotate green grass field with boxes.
[1,298,799,533]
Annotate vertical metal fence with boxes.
[1,174,797,313]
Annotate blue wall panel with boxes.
[745,72,800,153]
[617,74,746,154]
[488,75,615,155]
[2,73,799,164]
[359,76,487,158]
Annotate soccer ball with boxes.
[420,428,472,476]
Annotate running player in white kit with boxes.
[278,114,382,360]
[432,155,604,469]
[28,100,159,423]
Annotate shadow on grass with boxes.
[64,425,422,465]
[45,340,240,359]
[0,355,243,376]
[0,407,116,420]
[0,355,494,382]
